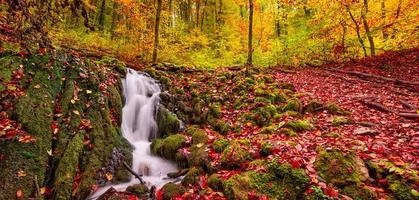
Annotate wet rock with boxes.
[126,184,149,197]
[157,106,181,137]
[181,167,200,186]
[161,182,186,200]
[151,134,186,161]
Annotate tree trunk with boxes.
[98,0,106,31]
[152,0,162,64]
[381,0,388,39]
[247,0,254,66]
[362,0,375,56]
[347,6,367,57]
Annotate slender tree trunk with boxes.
[362,0,375,56]
[196,1,201,27]
[201,0,207,31]
[347,6,367,57]
[247,0,254,66]
[381,0,388,39]
[152,0,162,64]
[110,1,119,39]
[98,0,106,31]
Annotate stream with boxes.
[89,68,178,199]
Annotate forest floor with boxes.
[146,48,418,199]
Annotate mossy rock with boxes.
[213,138,230,153]
[209,102,222,118]
[181,167,200,186]
[224,161,309,200]
[342,184,377,200]
[151,134,186,160]
[221,140,252,168]
[304,101,324,114]
[190,128,208,145]
[96,56,127,75]
[326,103,351,115]
[314,150,368,187]
[188,145,209,170]
[126,184,149,197]
[208,174,224,191]
[280,83,296,91]
[285,120,311,132]
[283,98,303,113]
[252,104,278,127]
[331,116,353,126]
[157,106,180,137]
[161,182,186,200]
[388,175,418,200]
[280,128,298,137]
[210,118,232,135]
[304,186,332,200]
[260,141,273,157]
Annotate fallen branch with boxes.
[327,68,419,92]
[123,162,144,184]
[360,100,419,119]
[400,100,417,110]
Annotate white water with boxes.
[89,68,178,199]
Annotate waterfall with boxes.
[89,68,178,199]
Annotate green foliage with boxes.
[213,138,230,153]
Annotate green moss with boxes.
[126,184,149,197]
[161,183,186,200]
[280,128,298,137]
[342,184,377,200]
[280,83,295,91]
[213,138,230,153]
[209,102,222,118]
[208,174,224,191]
[252,104,278,127]
[326,103,351,115]
[285,120,311,132]
[210,118,231,135]
[304,186,332,200]
[224,161,309,200]
[188,145,209,170]
[314,150,363,187]
[304,101,324,113]
[332,116,353,126]
[388,177,417,200]
[221,140,252,168]
[54,133,84,199]
[157,106,180,137]
[260,141,272,157]
[151,134,186,160]
[96,56,127,75]
[181,167,200,186]
[190,128,208,145]
[283,98,303,113]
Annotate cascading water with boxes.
[89,68,178,199]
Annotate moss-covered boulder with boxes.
[209,102,222,118]
[283,98,303,113]
[331,116,353,126]
[190,127,208,145]
[181,167,200,186]
[95,56,127,75]
[221,140,252,168]
[285,120,311,132]
[210,118,232,135]
[326,103,351,115]
[161,182,186,200]
[342,184,377,200]
[314,150,369,187]
[224,160,309,200]
[188,145,210,170]
[126,184,149,197]
[151,134,186,160]
[259,141,273,157]
[213,138,230,153]
[157,106,180,137]
[252,104,278,127]
[388,175,418,200]
[208,174,224,191]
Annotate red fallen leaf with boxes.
[259,195,269,200]
[16,190,23,198]
[378,178,388,186]
[305,187,314,195]
[200,175,208,188]
[51,121,59,135]
[324,187,339,198]
[156,189,163,200]
[38,47,46,55]
[290,158,303,168]
[18,135,34,143]
[347,167,353,173]
[248,191,258,200]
